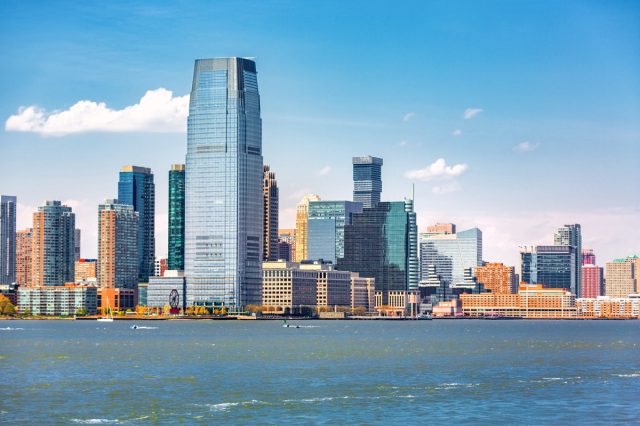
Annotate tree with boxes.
[162,304,171,315]
[0,295,16,316]
[75,308,87,316]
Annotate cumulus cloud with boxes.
[513,141,540,152]
[402,112,415,122]
[404,158,468,181]
[317,165,332,176]
[452,129,462,136]
[432,182,461,195]
[463,108,483,119]
[5,88,189,136]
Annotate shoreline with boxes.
[1,316,637,321]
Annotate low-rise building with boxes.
[577,296,640,319]
[17,284,97,316]
[147,270,186,310]
[351,273,375,312]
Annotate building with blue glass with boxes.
[554,224,582,296]
[168,164,185,271]
[352,156,383,209]
[307,200,362,264]
[520,245,576,293]
[0,195,17,285]
[118,165,155,283]
[185,57,263,309]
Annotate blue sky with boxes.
[1,0,638,266]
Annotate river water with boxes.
[1,319,638,424]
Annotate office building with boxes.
[16,229,32,286]
[75,258,97,282]
[554,224,582,296]
[97,200,138,290]
[118,165,155,282]
[0,195,17,285]
[581,264,603,299]
[168,164,185,270]
[148,270,186,310]
[17,284,97,316]
[74,228,81,261]
[520,245,576,293]
[31,201,75,287]
[352,155,383,208]
[277,240,292,261]
[294,194,321,261]
[405,198,419,290]
[605,258,636,298]
[278,229,296,260]
[307,200,362,264]
[185,57,263,308]
[475,262,516,294]
[263,165,279,261]
[351,273,375,312]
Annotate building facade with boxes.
[148,270,186,310]
[605,259,636,298]
[278,229,295,261]
[118,165,155,282]
[307,200,362,264]
[352,156,383,208]
[520,245,576,294]
[581,263,603,299]
[0,195,17,285]
[474,262,516,294]
[31,201,75,287]
[168,164,186,271]
[154,258,168,278]
[263,165,279,261]
[350,273,375,312]
[16,228,32,286]
[294,194,321,262]
[581,248,596,266]
[97,200,138,291]
[75,258,97,282]
[185,57,263,308]
[554,224,582,296]
[74,228,81,261]
[17,284,97,316]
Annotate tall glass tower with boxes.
[185,57,263,309]
[118,165,155,283]
[0,195,17,284]
[352,156,383,208]
[168,164,186,270]
[554,224,582,296]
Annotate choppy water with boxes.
[1,319,639,424]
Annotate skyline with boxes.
[1,1,639,267]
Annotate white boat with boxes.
[97,296,114,322]
[282,319,300,328]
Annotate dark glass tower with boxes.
[0,195,17,284]
[168,164,186,270]
[520,245,576,293]
[352,156,383,209]
[118,165,155,282]
[263,165,278,261]
[554,224,582,296]
[185,57,263,309]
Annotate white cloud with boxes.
[402,112,415,122]
[452,129,462,136]
[463,108,483,119]
[513,141,540,152]
[432,182,461,195]
[5,88,189,137]
[404,158,468,181]
[317,165,332,176]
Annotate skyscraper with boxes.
[168,164,186,271]
[475,262,516,294]
[554,224,582,296]
[604,257,637,298]
[520,245,576,293]
[0,195,17,284]
[97,200,138,289]
[31,201,75,287]
[118,165,155,282]
[307,200,362,264]
[352,156,383,208]
[16,228,32,286]
[581,264,603,298]
[185,57,263,309]
[294,194,321,262]
[74,228,81,261]
[405,198,419,291]
[263,165,279,261]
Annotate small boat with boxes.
[282,319,300,329]
[97,296,114,322]
[417,314,433,320]
[131,325,138,329]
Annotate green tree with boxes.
[0,295,16,316]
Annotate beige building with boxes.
[577,296,640,319]
[475,262,516,294]
[16,228,32,286]
[294,194,321,261]
[605,258,636,298]
[75,258,97,282]
[351,273,375,312]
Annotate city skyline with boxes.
[1,1,638,268]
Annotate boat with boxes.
[417,314,433,320]
[97,296,114,322]
[131,325,138,329]
[282,319,300,328]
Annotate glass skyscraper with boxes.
[307,200,363,264]
[168,164,186,271]
[118,165,155,282]
[520,245,576,293]
[554,224,582,296]
[352,156,383,208]
[263,165,279,262]
[0,195,17,284]
[98,200,138,289]
[185,57,263,309]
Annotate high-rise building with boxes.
[581,264,603,298]
[277,241,292,261]
[337,201,414,303]
[581,248,596,266]
[307,200,362,264]
[168,164,186,271]
[278,229,296,260]
[352,155,383,208]
[32,201,75,287]
[419,227,483,286]
[294,194,321,262]
[405,198,419,291]
[520,245,576,293]
[98,200,138,290]
[75,258,97,282]
[16,229,32,286]
[475,262,516,294]
[554,224,582,296]
[74,228,81,261]
[605,258,636,298]
[118,165,155,282]
[185,57,263,309]
[263,165,279,261]
[0,195,17,285]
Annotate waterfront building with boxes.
[75,258,97,282]
[304,260,351,309]
[168,164,186,271]
[16,229,32,286]
[582,248,596,266]
[577,296,640,319]
[350,273,375,312]
[154,258,167,277]
[605,258,636,298]
[554,224,582,296]
[31,201,75,287]
[581,263,603,299]
[118,165,155,282]
[294,194,321,261]
[17,284,97,316]
[0,195,17,285]
[185,57,263,309]
[307,200,362,264]
[148,270,186,310]
[74,229,81,261]
[337,201,415,304]
[352,155,383,208]
[374,290,420,316]
[419,226,483,286]
[263,165,279,261]
[519,245,576,293]
[474,262,516,294]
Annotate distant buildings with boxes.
[278,229,295,261]
[31,201,75,287]
[520,245,576,293]
[352,155,383,208]
[168,164,185,271]
[577,296,640,319]
[474,262,516,294]
[605,258,636,298]
[294,194,321,261]
[554,224,582,296]
[0,195,17,285]
[16,229,32,286]
[17,284,97,316]
[307,200,362,264]
[74,228,81,261]
[263,165,279,261]
[118,165,155,283]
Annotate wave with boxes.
[71,419,120,424]
[614,373,639,378]
[205,400,266,412]
[130,326,158,330]
[0,327,24,331]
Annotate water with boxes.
[1,320,639,424]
